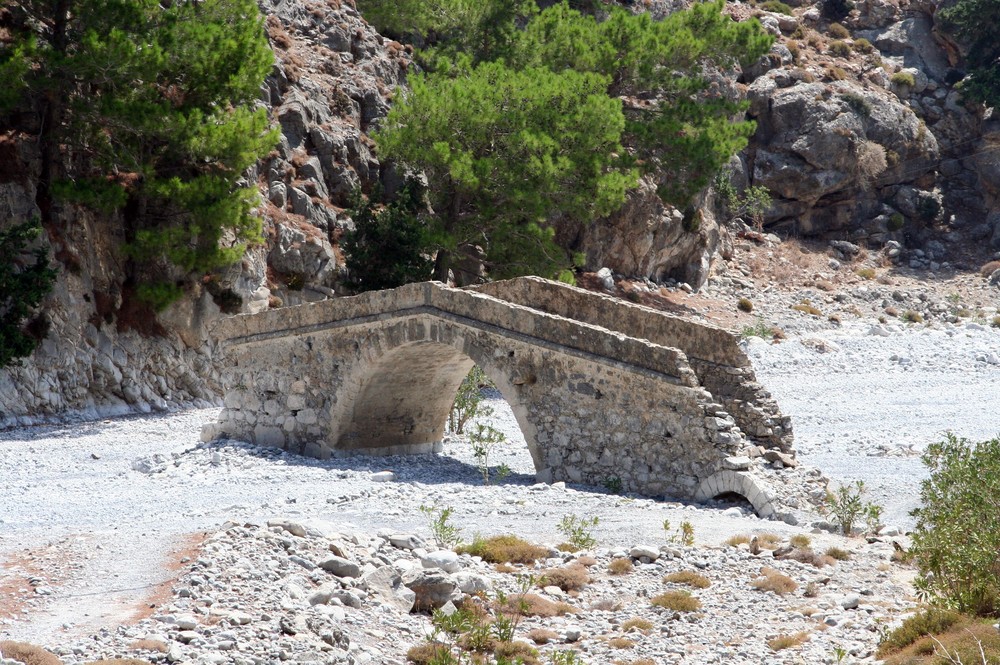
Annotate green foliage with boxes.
[910,433,1000,616]
[557,514,599,550]
[372,0,773,280]
[135,282,185,313]
[939,0,1000,107]
[469,423,509,485]
[419,504,463,548]
[1,0,278,303]
[876,608,963,656]
[376,58,631,281]
[662,519,695,546]
[890,71,916,87]
[760,0,793,14]
[740,316,774,340]
[828,40,852,58]
[714,172,772,229]
[0,221,57,368]
[448,366,490,435]
[841,92,872,117]
[343,181,434,291]
[824,480,882,536]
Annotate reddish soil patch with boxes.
[126,531,208,623]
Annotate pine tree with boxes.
[0,221,57,368]
[0,0,277,309]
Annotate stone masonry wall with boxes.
[203,280,768,501]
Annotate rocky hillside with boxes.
[2,0,998,421]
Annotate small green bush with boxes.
[457,535,549,564]
[824,480,882,535]
[841,91,872,116]
[826,66,848,81]
[737,297,754,313]
[827,22,851,38]
[902,310,924,324]
[828,40,852,57]
[888,213,905,231]
[557,514,599,551]
[651,590,701,612]
[891,71,916,87]
[853,37,874,53]
[911,434,1000,616]
[761,0,793,14]
[875,608,963,657]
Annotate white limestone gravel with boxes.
[0,317,997,663]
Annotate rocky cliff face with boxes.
[2,0,997,421]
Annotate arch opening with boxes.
[330,339,542,473]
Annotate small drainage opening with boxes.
[712,491,753,509]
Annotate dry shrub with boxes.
[458,535,549,564]
[494,641,541,664]
[789,534,811,549]
[630,660,657,665]
[902,309,924,323]
[128,640,168,654]
[608,558,634,575]
[725,534,751,547]
[856,140,888,180]
[607,637,635,649]
[827,22,850,38]
[576,555,598,567]
[556,542,579,553]
[265,15,293,49]
[792,302,822,316]
[650,590,701,612]
[780,548,836,568]
[876,608,964,657]
[756,533,783,550]
[539,564,590,592]
[751,567,798,595]
[621,617,653,633]
[767,631,810,651]
[879,615,1000,665]
[0,643,63,665]
[590,597,626,612]
[499,593,577,618]
[663,570,711,589]
[495,563,517,573]
[527,628,560,645]
[406,642,451,664]
[825,546,851,561]
[979,260,1000,277]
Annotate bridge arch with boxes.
[329,332,542,470]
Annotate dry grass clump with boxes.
[856,267,876,280]
[650,590,701,612]
[767,631,810,651]
[527,628,560,645]
[0,642,63,665]
[825,546,851,561]
[878,610,1000,665]
[556,542,579,553]
[539,564,590,592]
[606,637,636,649]
[608,557,634,575]
[576,555,598,567]
[128,640,168,654]
[737,297,754,313]
[902,309,924,324]
[751,567,798,595]
[663,570,711,589]
[457,535,549,564]
[827,22,850,38]
[498,593,577,618]
[756,533,783,550]
[781,548,836,568]
[495,562,517,573]
[792,302,822,316]
[406,644,451,665]
[980,260,1000,277]
[621,617,654,633]
[493,641,541,664]
[789,534,811,549]
[725,534,751,547]
[629,660,657,665]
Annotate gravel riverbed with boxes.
[0,317,998,663]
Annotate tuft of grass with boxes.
[539,564,590,592]
[527,628,560,645]
[828,22,850,38]
[767,632,810,651]
[782,548,836,568]
[621,618,654,633]
[556,542,579,553]
[901,310,924,324]
[457,535,549,564]
[789,534,811,549]
[792,302,822,317]
[760,0,793,13]
[608,558,634,575]
[825,546,851,560]
[0,643,63,665]
[494,641,541,664]
[725,534,751,547]
[756,533,783,550]
[751,567,798,595]
[856,267,876,280]
[663,570,711,589]
[891,71,916,87]
[607,637,635,649]
[405,643,451,665]
[737,297,754,313]
[630,660,657,665]
[828,40,852,57]
[992,315,1000,329]
[826,66,848,81]
[980,260,1000,277]
[497,593,578,618]
[876,608,964,657]
[853,37,874,53]
[650,590,701,612]
[576,555,598,567]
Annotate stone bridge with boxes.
[202,277,795,517]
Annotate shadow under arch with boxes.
[328,338,543,472]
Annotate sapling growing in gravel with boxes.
[557,514,599,551]
[824,480,883,536]
[419,504,462,548]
